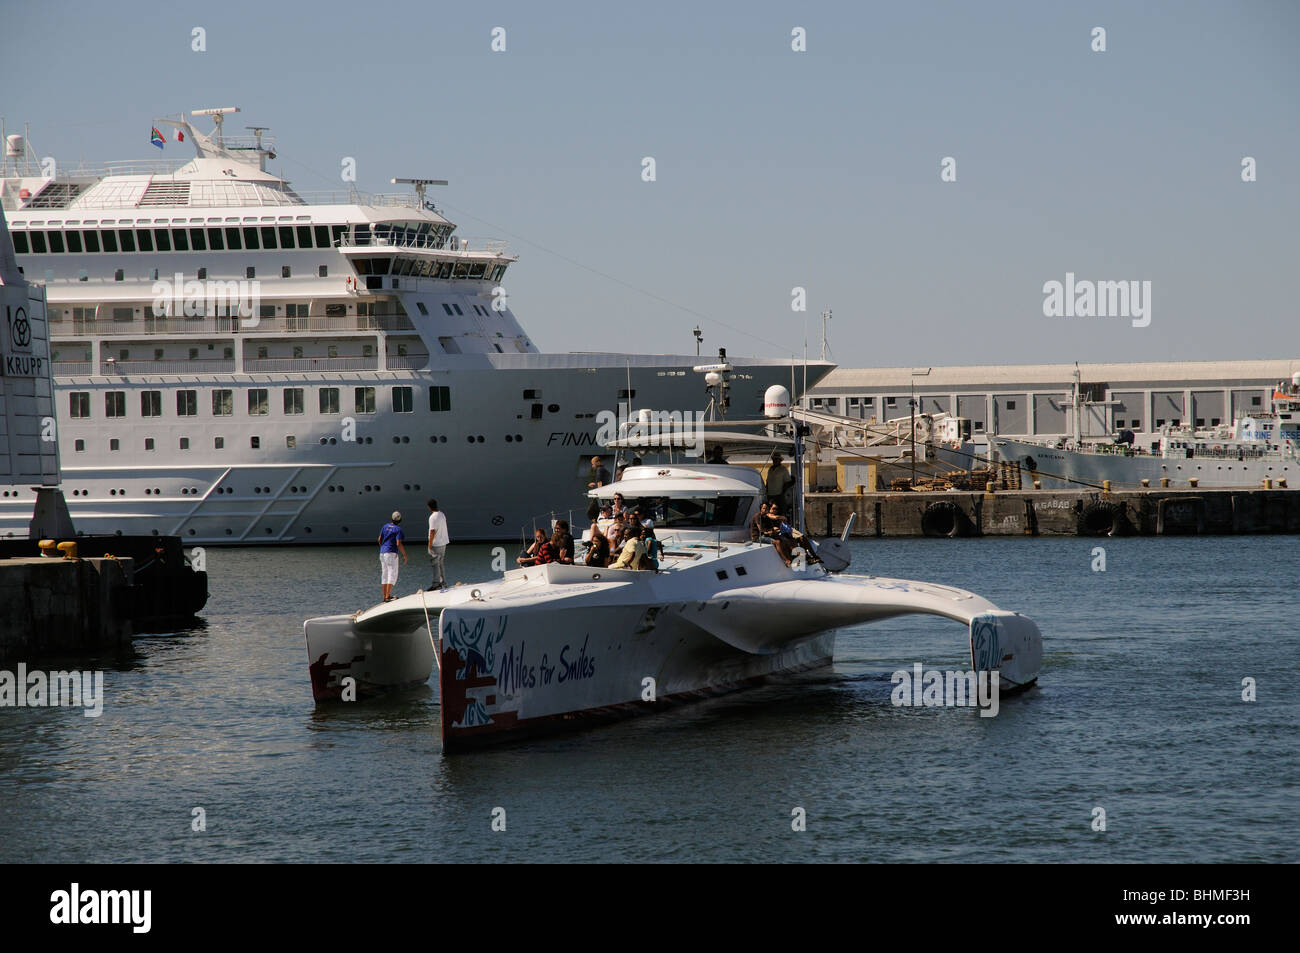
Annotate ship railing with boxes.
[51,361,93,376]
[98,358,237,376]
[338,233,509,255]
[244,356,378,373]
[50,313,416,337]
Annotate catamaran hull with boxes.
[305,613,435,701]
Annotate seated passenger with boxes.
[517,528,557,566]
[642,528,662,570]
[585,524,611,567]
[609,524,647,570]
[553,519,575,564]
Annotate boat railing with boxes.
[50,313,416,337]
[97,358,237,376]
[243,356,379,373]
[338,233,509,255]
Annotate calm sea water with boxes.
[1,535,1296,863]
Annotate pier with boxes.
[0,554,133,662]
[804,487,1300,538]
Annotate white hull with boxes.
[304,544,1043,753]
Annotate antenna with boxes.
[191,106,239,147]
[821,309,832,362]
[392,177,448,209]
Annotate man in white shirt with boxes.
[426,498,451,590]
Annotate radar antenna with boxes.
[392,177,448,211]
[191,106,240,148]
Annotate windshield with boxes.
[616,496,748,528]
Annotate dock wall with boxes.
[0,557,134,662]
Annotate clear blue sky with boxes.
[3,0,1297,366]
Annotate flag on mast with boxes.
[150,127,166,150]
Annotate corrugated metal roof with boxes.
[813,359,1300,391]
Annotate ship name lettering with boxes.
[497,640,536,694]
[558,635,596,683]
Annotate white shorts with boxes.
[380,551,400,584]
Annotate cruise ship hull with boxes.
[994,438,1296,490]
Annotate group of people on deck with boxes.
[750,500,820,567]
[518,493,662,572]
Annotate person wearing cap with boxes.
[378,511,407,602]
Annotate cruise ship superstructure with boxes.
[0,108,830,542]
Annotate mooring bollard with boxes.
[1033,479,1042,490]
[1188,477,1199,488]
[1102,479,1112,494]
[1264,477,1273,489]
[1141,478,1150,488]
[1160,477,1170,488]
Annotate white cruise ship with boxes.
[0,108,830,543]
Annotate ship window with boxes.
[1006,400,1016,410]
[70,392,90,418]
[223,347,233,360]
[416,302,428,315]
[214,436,224,449]
[523,389,540,399]
[188,228,205,250]
[154,229,171,251]
[354,259,371,276]
[319,387,340,414]
[362,344,373,358]
[438,262,453,279]
[105,391,126,417]
[171,229,188,251]
[114,268,124,281]
[318,265,328,277]
[207,227,224,250]
[1116,419,1125,428]
[224,227,242,250]
[180,437,190,450]
[66,231,83,253]
[452,303,463,315]
[1212,418,1221,426]
[141,391,162,417]
[260,226,277,249]
[257,345,269,359]
[242,227,259,250]
[429,386,451,413]
[105,229,124,252]
[154,348,164,361]
[618,389,636,399]
[1156,419,1165,427]
[286,435,296,449]
[281,265,291,278]
[12,232,29,254]
[327,345,338,358]
[1251,396,1261,406]
[468,262,486,279]
[212,389,233,416]
[47,231,65,253]
[331,224,346,246]
[294,225,311,248]
[314,225,330,247]
[1196,418,1205,427]
[441,303,453,315]
[250,436,261,449]
[325,304,345,317]
[246,267,256,279]
[136,229,153,251]
[29,232,47,253]
[177,390,197,416]
[284,388,305,415]
[392,386,414,413]
[74,439,85,452]
[371,258,391,275]
[355,387,376,414]
[453,262,469,278]
[292,345,303,358]
[110,438,120,451]
[279,226,295,249]
[145,438,155,451]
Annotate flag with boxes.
[176,129,185,142]
[151,127,166,150]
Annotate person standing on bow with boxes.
[378,511,407,602]
[426,498,451,591]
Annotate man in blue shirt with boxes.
[378,511,407,602]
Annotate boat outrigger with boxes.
[304,377,1043,753]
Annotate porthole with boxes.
[188,529,196,535]
[402,436,409,444]
[477,435,485,443]
[320,437,328,445]
[467,436,475,443]
[266,528,273,534]
[254,487,261,494]
[305,527,312,533]
[430,435,438,443]
[263,486,270,493]
[342,526,349,533]
[440,436,447,443]
[364,484,372,492]
[547,403,559,413]
[328,486,335,492]
[329,437,337,445]
[393,436,401,444]
[515,434,522,441]
[226,528,233,535]
[505,435,513,442]
[403,483,411,491]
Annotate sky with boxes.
[2,0,1297,368]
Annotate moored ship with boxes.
[0,108,830,542]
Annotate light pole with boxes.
[910,367,931,484]
[692,325,702,356]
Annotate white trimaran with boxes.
[304,374,1043,753]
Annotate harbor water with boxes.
[1,536,1295,863]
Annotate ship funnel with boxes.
[5,135,23,159]
[764,384,791,419]
[1292,372,1300,389]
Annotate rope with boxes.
[419,589,441,675]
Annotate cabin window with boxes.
[1006,400,1016,411]
[452,303,463,315]
[246,266,256,279]
[109,439,120,451]
[180,437,190,450]
[12,232,29,254]
[260,226,277,249]
[318,265,328,278]
[171,229,189,251]
[278,226,294,249]
[416,302,428,315]
[331,224,347,246]
[292,346,303,359]
[117,230,135,252]
[82,230,100,252]
[187,228,205,251]
[105,391,126,418]
[1251,396,1261,406]
[327,345,338,358]
[225,227,242,250]
[144,438,155,451]
[325,304,345,317]
[442,303,453,315]
[250,436,261,449]
[429,386,451,413]
[257,346,269,359]
[214,436,224,449]
[29,232,47,253]
[46,231,65,253]
[177,390,198,416]
[319,387,340,414]
[66,231,83,253]
[392,386,414,413]
[154,229,171,251]
[70,392,90,418]
[212,389,234,416]
[354,387,376,414]
[136,229,153,251]
[314,225,330,247]
[141,391,162,417]
[242,227,259,250]
[284,388,305,415]
[281,265,291,278]
[74,439,85,452]
[207,228,224,250]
